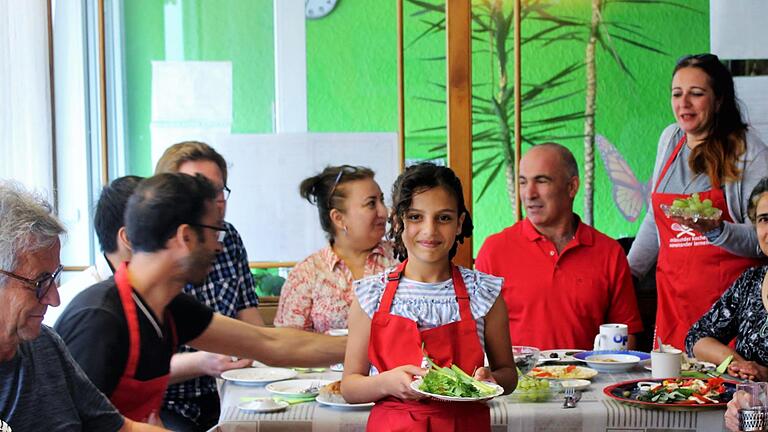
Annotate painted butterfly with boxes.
[596,134,651,222]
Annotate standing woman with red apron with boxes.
[341,163,517,432]
[628,53,768,350]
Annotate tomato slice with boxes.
[565,365,576,373]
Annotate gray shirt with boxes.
[628,124,768,277]
[0,326,123,431]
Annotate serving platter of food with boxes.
[528,365,598,380]
[603,377,736,410]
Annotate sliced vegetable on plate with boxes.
[412,354,503,401]
[604,377,736,410]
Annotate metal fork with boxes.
[299,382,321,395]
[563,388,576,408]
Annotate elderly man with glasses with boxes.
[0,181,164,431]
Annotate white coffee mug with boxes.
[593,323,628,351]
[651,348,682,378]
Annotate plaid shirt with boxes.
[162,222,259,422]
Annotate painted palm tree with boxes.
[409,0,700,225]
[576,0,699,224]
[406,0,584,215]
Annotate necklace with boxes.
[132,292,163,339]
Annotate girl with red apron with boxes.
[652,136,762,349]
[110,262,178,422]
[365,260,490,431]
[340,164,515,432]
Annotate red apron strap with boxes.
[450,265,473,322]
[115,262,140,377]
[165,311,178,351]
[380,260,408,313]
[654,135,687,194]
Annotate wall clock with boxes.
[305,0,338,19]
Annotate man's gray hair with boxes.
[0,181,65,287]
[537,142,579,179]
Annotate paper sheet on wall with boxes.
[213,132,398,263]
[711,0,768,59]
[151,61,232,123]
[736,76,768,143]
[150,61,232,159]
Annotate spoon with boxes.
[657,336,664,353]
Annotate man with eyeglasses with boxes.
[153,141,263,430]
[0,181,164,431]
[55,173,345,425]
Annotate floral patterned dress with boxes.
[273,241,398,333]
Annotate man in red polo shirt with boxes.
[475,143,642,351]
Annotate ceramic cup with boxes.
[650,348,682,379]
[593,323,628,351]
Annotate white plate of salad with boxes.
[410,355,504,402]
[411,378,503,402]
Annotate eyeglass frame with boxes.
[327,166,358,209]
[0,264,64,300]
[217,185,232,201]
[190,223,227,242]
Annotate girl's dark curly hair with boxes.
[388,162,473,261]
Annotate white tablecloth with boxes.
[214,369,727,432]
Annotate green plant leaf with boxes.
[476,161,505,201]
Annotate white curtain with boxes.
[0,0,54,198]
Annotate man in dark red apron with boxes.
[56,173,347,423]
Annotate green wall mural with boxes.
[122,0,709,256]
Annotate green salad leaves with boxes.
[418,354,498,398]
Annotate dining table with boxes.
[213,367,729,432]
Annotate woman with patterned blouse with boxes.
[274,165,398,333]
[686,177,768,382]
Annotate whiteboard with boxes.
[153,132,399,262]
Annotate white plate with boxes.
[237,399,289,413]
[221,367,298,385]
[316,393,374,409]
[327,328,348,336]
[584,354,640,373]
[266,379,332,397]
[538,349,585,364]
[410,379,504,402]
[560,379,591,391]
